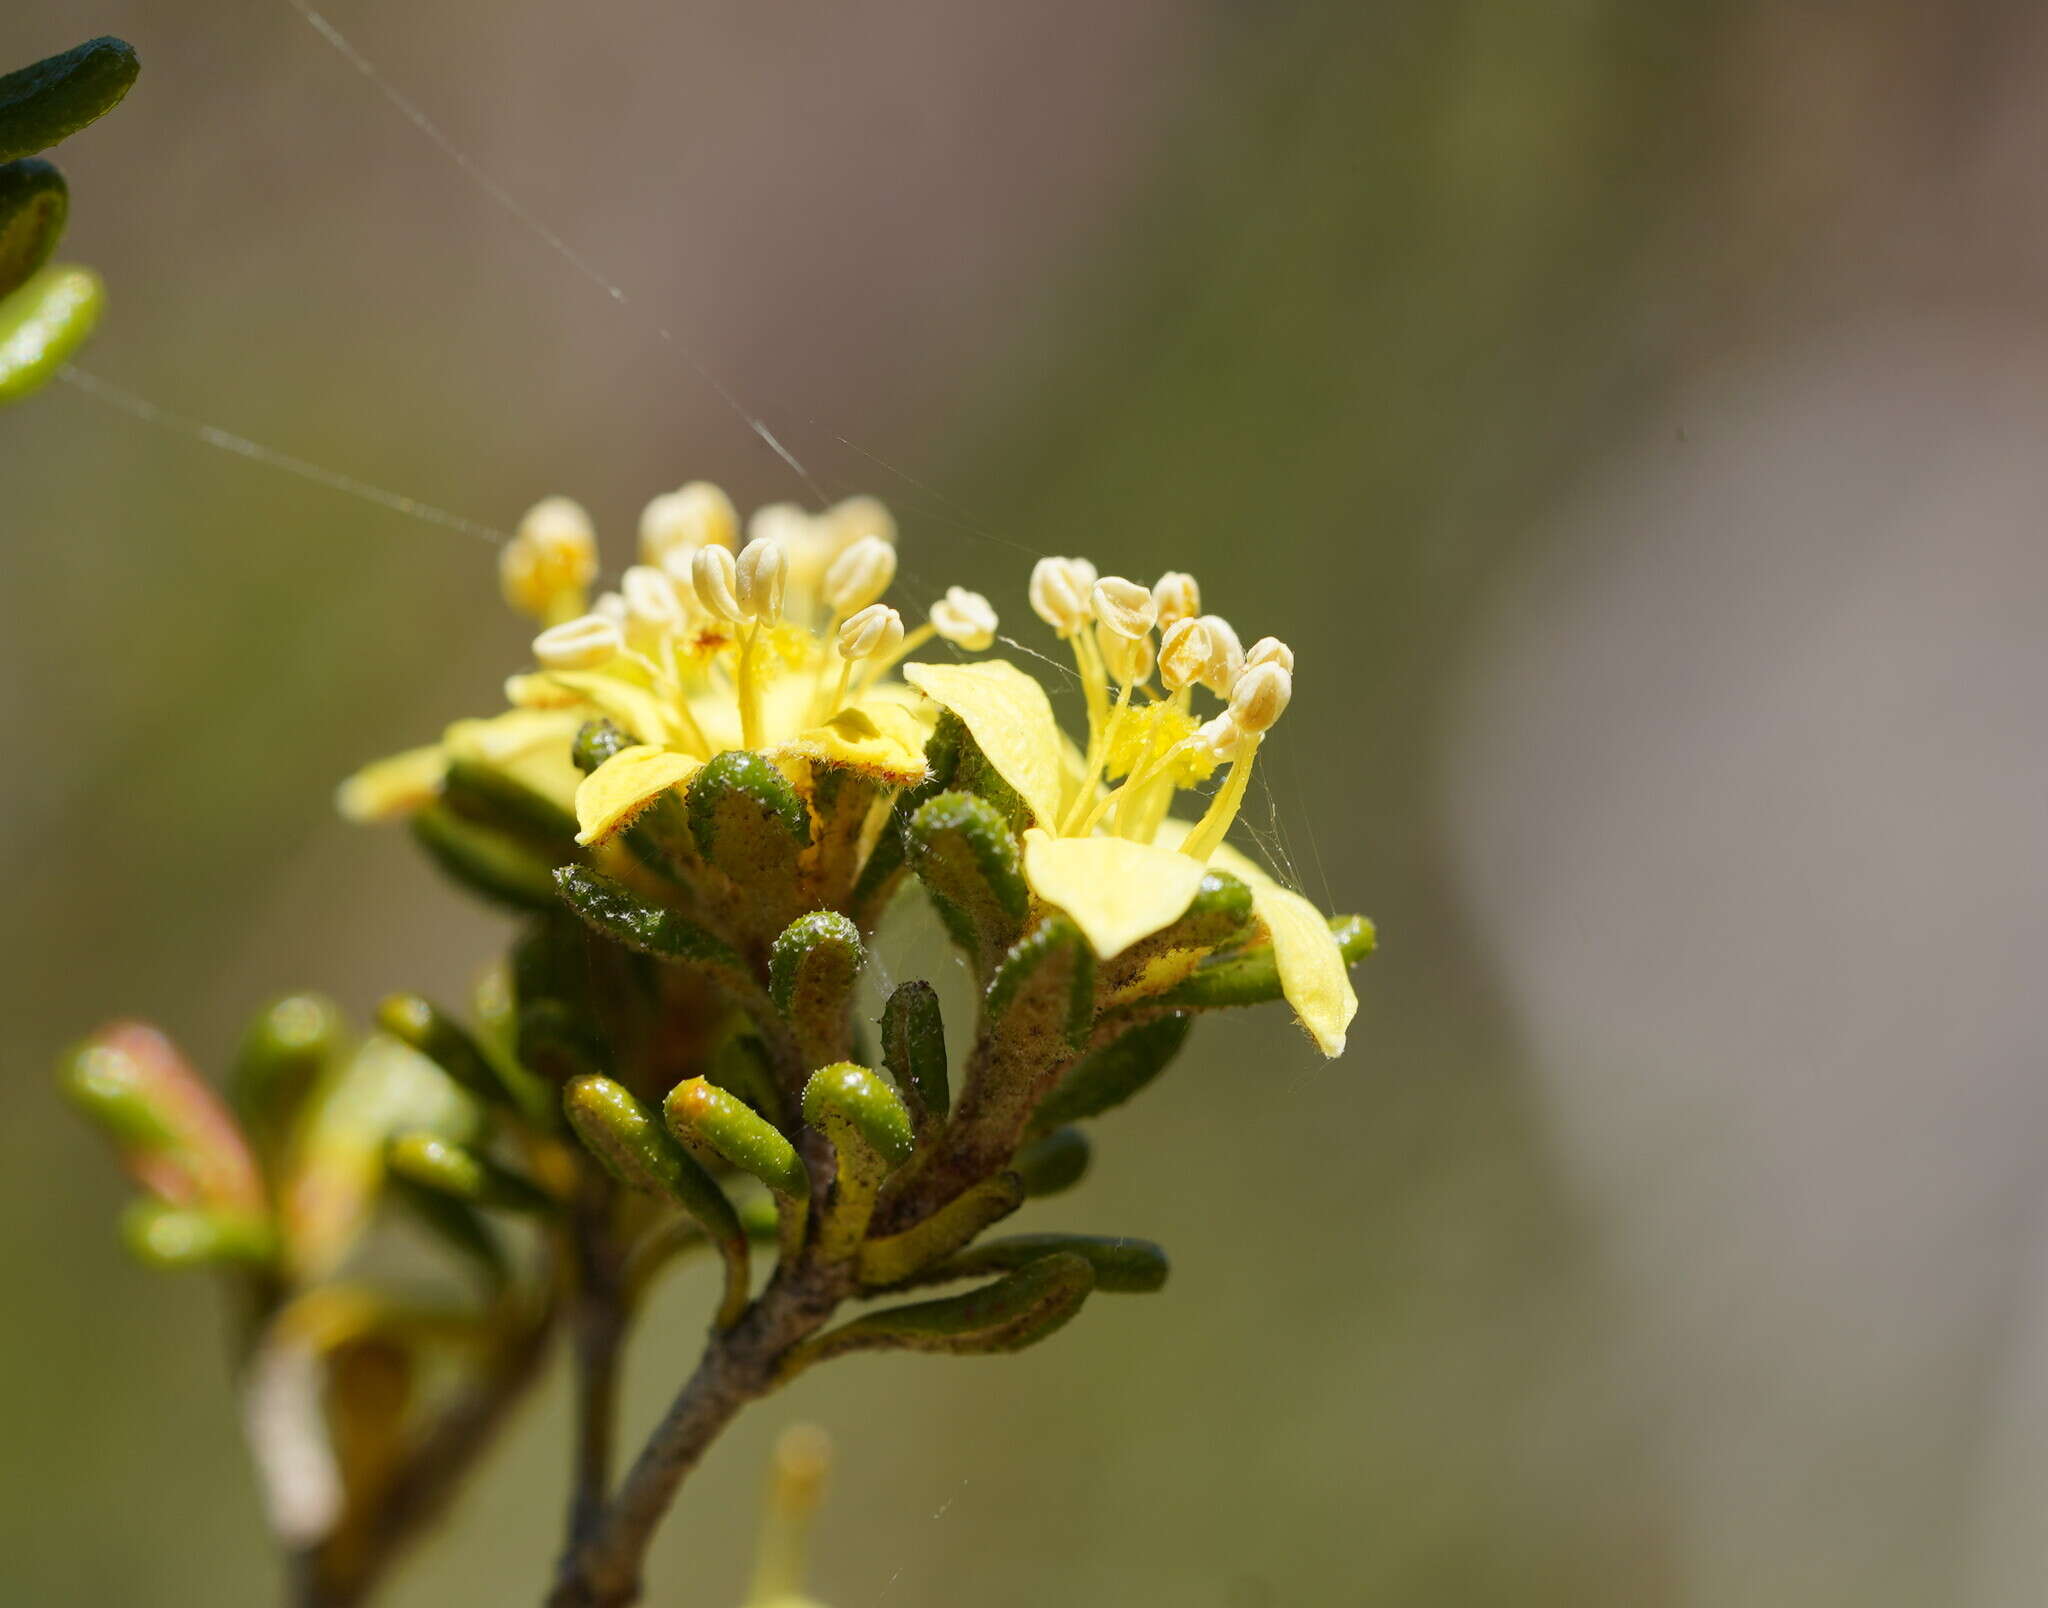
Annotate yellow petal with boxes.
[1022,828,1208,961]
[781,704,930,785]
[443,708,584,811]
[574,746,701,845]
[1246,880,1357,1058]
[335,745,447,822]
[903,660,1064,827]
[508,670,673,747]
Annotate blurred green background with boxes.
[12,2,2048,1604]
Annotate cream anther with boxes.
[824,494,896,550]
[533,613,623,671]
[1228,661,1291,734]
[1091,576,1157,640]
[691,543,743,623]
[638,481,738,566]
[621,565,685,647]
[593,590,628,626]
[735,538,788,624]
[929,587,997,651]
[1158,617,1213,692]
[1245,636,1294,673]
[1097,618,1155,686]
[822,535,897,614]
[1028,556,1098,636]
[1191,711,1247,761]
[837,603,905,662]
[1194,614,1245,695]
[1152,571,1201,629]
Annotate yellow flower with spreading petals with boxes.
[902,559,1358,1057]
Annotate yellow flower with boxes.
[901,562,1357,1057]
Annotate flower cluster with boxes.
[66,479,1372,1607]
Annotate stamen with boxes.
[1179,716,1258,861]
[500,496,598,624]
[822,535,896,614]
[822,604,904,719]
[1090,576,1157,641]
[1227,661,1291,734]
[929,586,997,651]
[620,565,685,651]
[532,613,622,671]
[735,538,788,625]
[1246,636,1294,673]
[692,545,745,624]
[1157,617,1212,693]
[1152,571,1201,629]
[1194,614,1245,695]
[1028,556,1097,637]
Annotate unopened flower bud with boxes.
[637,481,738,566]
[1097,618,1155,686]
[837,603,904,662]
[620,565,685,647]
[1227,661,1291,734]
[822,535,897,613]
[1245,636,1294,673]
[1091,576,1157,640]
[736,537,788,624]
[533,614,623,671]
[500,496,598,621]
[1158,616,1213,692]
[1028,556,1098,636]
[929,586,997,650]
[1194,613,1245,695]
[692,543,743,623]
[1152,571,1201,629]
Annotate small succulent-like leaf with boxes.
[120,1200,274,1270]
[0,37,140,163]
[572,718,633,774]
[664,1076,809,1199]
[409,801,561,911]
[0,159,66,302]
[61,1022,265,1217]
[857,1171,1023,1288]
[769,911,864,1065]
[783,1252,1095,1378]
[554,865,744,977]
[1029,1013,1192,1135]
[386,1132,553,1214]
[0,262,100,405]
[904,791,1029,965]
[1157,913,1375,1009]
[443,754,578,845]
[1012,1125,1090,1198]
[387,1175,509,1289]
[231,993,344,1162]
[802,1062,914,1260]
[376,993,553,1129]
[898,1232,1169,1294]
[516,1000,608,1086]
[563,1075,748,1328]
[985,914,1096,1053]
[687,748,812,874]
[1100,872,1256,1001]
[881,980,948,1131]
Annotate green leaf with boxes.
[857,1171,1023,1288]
[0,37,140,163]
[376,993,553,1129]
[554,865,743,975]
[783,1253,1095,1377]
[563,1075,748,1328]
[986,914,1095,1054]
[1029,1013,1191,1134]
[900,1232,1168,1294]
[0,159,66,302]
[881,980,948,1131]
[801,1062,914,1259]
[409,801,560,911]
[386,1132,553,1213]
[120,1200,274,1270]
[664,1076,808,1199]
[1012,1125,1090,1198]
[1156,913,1375,1009]
[904,791,1028,966]
[0,262,100,406]
[686,748,811,875]
[769,911,864,1065]
[443,755,577,845]
[388,1175,508,1290]
[231,993,344,1159]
